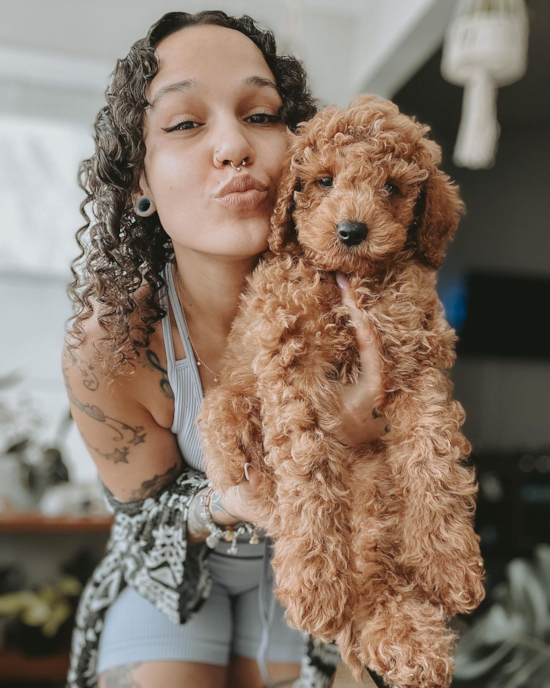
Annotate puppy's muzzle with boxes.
[337,221,368,247]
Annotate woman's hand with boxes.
[333,271,388,447]
[209,464,266,526]
[206,273,387,530]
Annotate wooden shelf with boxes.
[0,648,69,680]
[0,512,113,533]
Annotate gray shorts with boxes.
[96,536,307,681]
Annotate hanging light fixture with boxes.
[441,0,529,169]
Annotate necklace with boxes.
[173,263,220,383]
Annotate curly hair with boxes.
[65,10,318,377]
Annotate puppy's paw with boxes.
[358,598,456,688]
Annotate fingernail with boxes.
[335,271,349,291]
[244,463,251,481]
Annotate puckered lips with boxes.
[215,174,268,208]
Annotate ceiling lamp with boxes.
[441,0,529,169]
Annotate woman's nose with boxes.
[212,123,254,169]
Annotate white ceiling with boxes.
[0,0,455,110]
[0,0,375,61]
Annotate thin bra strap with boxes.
[165,260,196,364]
[160,264,177,367]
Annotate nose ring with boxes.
[215,152,247,171]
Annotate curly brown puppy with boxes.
[199,94,486,687]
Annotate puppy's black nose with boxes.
[337,221,368,247]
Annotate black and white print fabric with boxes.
[66,465,339,687]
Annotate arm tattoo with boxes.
[103,663,142,688]
[81,434,135,465]
[62,365,146,464]
[72,353,99,391]
[128,462,181,500]
[142,349,174,400]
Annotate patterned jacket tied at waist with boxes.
[66,465,339,687]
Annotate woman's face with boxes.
[141,24,290,259]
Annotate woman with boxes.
[62,10,386,688]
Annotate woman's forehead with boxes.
[147,24,275,102]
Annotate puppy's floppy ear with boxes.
[268,139,304,254]
[412,138,465,270]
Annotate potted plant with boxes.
[454,543,550,686]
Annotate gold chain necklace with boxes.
[173,263,220,383]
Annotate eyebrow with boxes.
[146,75,280,110]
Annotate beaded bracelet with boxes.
[199,487,260,555]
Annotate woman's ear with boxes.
[132,172,155,207]
[131,172,157,217]
[414,139,465,269]
[268,148,302,254]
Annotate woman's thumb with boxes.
[335,271,349,291]
[336,270,357,315]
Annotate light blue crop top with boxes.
[159,260,276,682]
[160,260,207,471]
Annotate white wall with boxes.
[0,116,94,274]
[0,270,98,484]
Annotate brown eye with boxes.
[384,183,398,195]
[318,177,334,189]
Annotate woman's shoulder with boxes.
[61,281,186,501]
[63,281,176,430]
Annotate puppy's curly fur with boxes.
[198,95,486,687]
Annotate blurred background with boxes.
[0,0,548,685]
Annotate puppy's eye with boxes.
[384,183,398,195]
[317,177,334,189]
